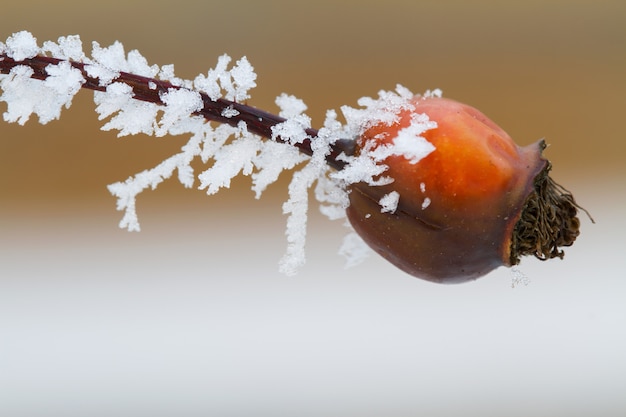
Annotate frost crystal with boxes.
[379,191,400,214]
[279,133,331,275]
[1,33,85,125]
[392,113,436,164]
[221,105,239,118]
[1,31,441,276]
[193,55,257,102]
[251,141,307,199]
[339,231,371,268]
[42,35,85,61]
[1,61,84,125]
[95,82,160,136]
[511,266,531,288]
[331,85,437,189]
[5,31,39,61]
[271,94,311,145]
[420,182,431,209]
[157,88,203,136]
[229,57,257,102]
[198,123,261,195]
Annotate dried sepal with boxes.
[510,159,591,264]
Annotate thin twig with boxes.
[0,53,355,170]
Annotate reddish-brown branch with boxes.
[0,53,355,170]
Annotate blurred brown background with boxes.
[1,0,624,206]
[1,1,625,416]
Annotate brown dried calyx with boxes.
[510,163,592,265]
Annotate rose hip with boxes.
[346,96,586,283]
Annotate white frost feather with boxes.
[198,123,261,195]
[42,35,85,61]
[5,31,39,61]
[1,61,84,125]
[94,82,160,136]
[279,136,331,276]
[339,231,371,268]
[157,88,203,136]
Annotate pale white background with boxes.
[0,181,623,416]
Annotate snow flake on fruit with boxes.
[391,113,436,164]
[379,191,400,214]
[420,182,431,209]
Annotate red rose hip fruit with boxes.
[346,96,584,283]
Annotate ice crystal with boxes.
[379,191,400,214]
[94,82,161,136]
[4,30,39,61]
[0,61,85,125]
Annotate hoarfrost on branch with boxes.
[0,31,440,275]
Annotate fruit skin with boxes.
[346,96,548,283]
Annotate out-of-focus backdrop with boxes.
[1,1,624,416]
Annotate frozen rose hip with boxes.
[346,96,584,284]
